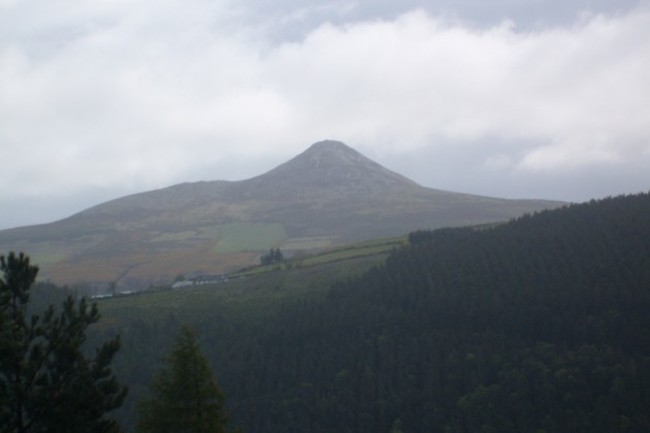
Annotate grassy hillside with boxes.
[98,236,402,325]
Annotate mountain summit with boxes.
[233,140,417,201]
[0,140,563,286]
[254,140,417,192]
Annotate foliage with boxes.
[137,326,229,433]
[0,252,127,433]
[260,248,284,266]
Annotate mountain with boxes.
[0,140,562,287]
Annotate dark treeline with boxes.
[260,248,285,266]
[105,193,650,433]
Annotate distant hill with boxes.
[0,140,562,286]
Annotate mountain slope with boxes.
[0,140,562,286]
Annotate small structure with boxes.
[172,274,229,289]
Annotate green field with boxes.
[95,235,402,328]
[212,222,287,253]
[300,237,404,266]
[281,236,336,250]
[98,252,387,327]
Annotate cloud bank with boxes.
[1,1,649,228]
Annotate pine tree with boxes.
[260,248,284,266]
[137,326,229,433]
[0,252,127,433]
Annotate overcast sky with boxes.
[1,0,649,230]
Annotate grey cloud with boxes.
[240,0,645,40]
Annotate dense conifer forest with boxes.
[99,193,649,433]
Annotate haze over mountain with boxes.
[0,141,562,287]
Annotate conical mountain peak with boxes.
[303,140,358,157]
[253,140,418,193]
[306,139,350,151]
[297,140,372,168]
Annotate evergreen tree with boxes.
[0,252,127,433]
[137,326,229,433]
[260,248,284,266]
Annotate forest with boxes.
[206,192,650,433]
[5,192,650,433]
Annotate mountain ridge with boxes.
[0,140,564,286]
